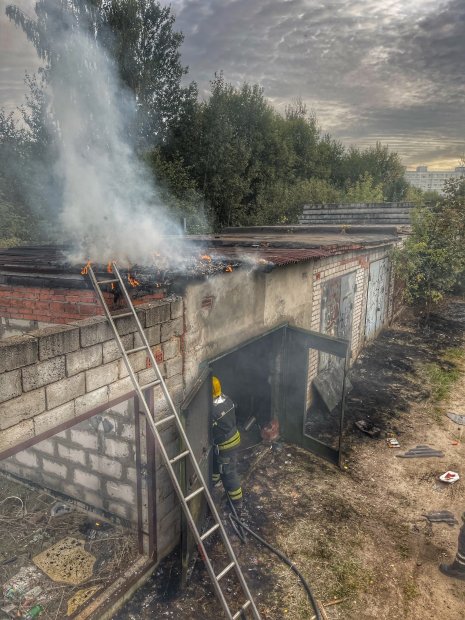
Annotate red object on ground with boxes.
[261,419,280,443]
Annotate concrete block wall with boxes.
[1,400,143,525]
[0,299,183,456]
[0,297,185,561]
[299,202,416,225]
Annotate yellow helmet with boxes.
[212,376,222,399]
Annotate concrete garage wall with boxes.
[0,297,184,560]
[0,299,183,456]
[183,262,314,389]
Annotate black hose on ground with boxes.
[229,512,323,620]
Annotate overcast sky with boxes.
[1,0,464,169]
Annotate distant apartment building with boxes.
[405,165,465,194]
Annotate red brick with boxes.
[78,304,99,316]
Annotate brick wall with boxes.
[306,248,391,405]
[0,284,166,325]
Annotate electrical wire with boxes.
[228,510,323,620]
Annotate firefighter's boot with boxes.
[440,513,465,580]
[439,560,465,580]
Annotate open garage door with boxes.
[280,326,350,467]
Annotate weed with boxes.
[422,361,460,402]
[329,557,373,599]
[403,578,419,603]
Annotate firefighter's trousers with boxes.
[212,448,242,504]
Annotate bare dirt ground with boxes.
[115,298,465,620]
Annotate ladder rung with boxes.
[200,523,220,541]
[141,379,161,390]
[126,345,148,355]
[185,487,204,502]
[233,601,251,619]
[154,414,176,427]
[216,561,236,582]
[97,278,119,285]
[170,450,190,464]
[111,311,133,319]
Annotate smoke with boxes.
[39,3,190,264]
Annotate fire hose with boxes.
[226,498,323,620]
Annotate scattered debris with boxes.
[50,502,73,517]
[66,585,102,616]
[396,445,445,458]
[355,420,381,437]
[33,537,96,585]
[386,438,401,448]
[422,511,458,525]
[446,412,465,425]
[439,471,460,484]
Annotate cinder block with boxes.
[137,367,159,387]
[160,318,183,342]
[75,386,109,416]
[0,335,38,373]
[107,502,129,519]
[162,338,180,361]
[0,369,22,403]
[15,449,39,468]
[46,374,85,410]
[70,428,98,451]
[104,437,130,458]
[33,438,56,456]
[114,314,140,336]
[32,325,80,360]
[77,316,113,347]
[0,388,46,430]
[106,480,135,504]
[86,361,119,392]
[74,468,101,491]
[119,351,149,379]
[121,424,135,441]
[145,302,171,327]
[165,357,182,379]
[89,454,122,479]
[133,325,161,348]
[33,402,75,436]
[83,491,104,508]
[0,420,34,455]
[66,344,102,376]
[42,457,68,478]
[107,377,133,401]
[126,467,137,483]
[22,357,66,392]
[170,298,183,319]
[102,334,133,364]
[57,444,87,466]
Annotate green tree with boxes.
[343,172,384,203]
[393,178,465,317]
[6,0,196,146]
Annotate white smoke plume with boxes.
[45,6,189,265]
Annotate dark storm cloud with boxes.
[171,0,463,166]
[1,0,463,166]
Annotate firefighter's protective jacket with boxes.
[212,394,241,451]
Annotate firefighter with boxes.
[440,512,465,580]
[211,376,243,509]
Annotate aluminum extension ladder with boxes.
[88,262,261,620]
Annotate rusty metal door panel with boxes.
[365,258,390,340]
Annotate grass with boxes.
[422,347,464,403]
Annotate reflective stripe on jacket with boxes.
[212,394,241,450]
